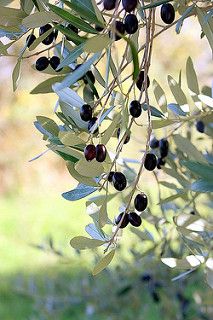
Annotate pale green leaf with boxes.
[173,134,207,163]
[84,34,111,53]
[75,158,104,178]
[0,6,26,26]
[168,75,189,112]
[12,59,21,92]
[101,114,120,145]
[92,250,115,275]
[196,7,213,52]
[66,162,97,186]
[152,79,167,113]
[186,57,199,95]
[59,132,85,146]
[36,116,59,136]
[70,236,105,250]
[152,119,174,129]
[22,11,60,28]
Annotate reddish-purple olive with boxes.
[122,0,138,13]
[115,212,129,228]
[144,153,157,171]
[84,144,96,161]
[128,212,142,227]
[95,144,107,162]
[134,193,148,212]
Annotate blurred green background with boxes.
[0,8,212,320]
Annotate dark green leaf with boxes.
[49,4,98,34]
[62,0,104,26]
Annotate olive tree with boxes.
[0,0,212,282]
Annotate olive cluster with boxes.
[104,0,139,41]
[150,137,169,169]
[80,104,98,134]
[84,144,107,162]
[26,24,62,72]
[115,192,148,228]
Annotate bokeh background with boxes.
[0,5,212,320]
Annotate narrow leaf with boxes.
[92,250,115,275]
[70,236,105,250]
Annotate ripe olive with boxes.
[157,157,166,169]
[114,21,125,41]
[115,212,129,228]
[103,0,116,11]
[134,193,148,211]
[84,144,96,161]
[128,212,142,227]
[26,34,36,48]
[160,3,175,24]
[49,56,62,72]
[122,0,138,13]
[136,70,150,91]
[196,120,205,133]
[39,24,55,45]
[150,137,159,149]
[159,138,169,158]
[113,172,127,191]
[129,100,142,118]
[107,171,115,182]
[124,14,138,34]
[88,117,98,133]
[80,104,93,122]
[95,144,107,162]
[144,153,157,171]
[66,23,78,41]
[35,56,49,71]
